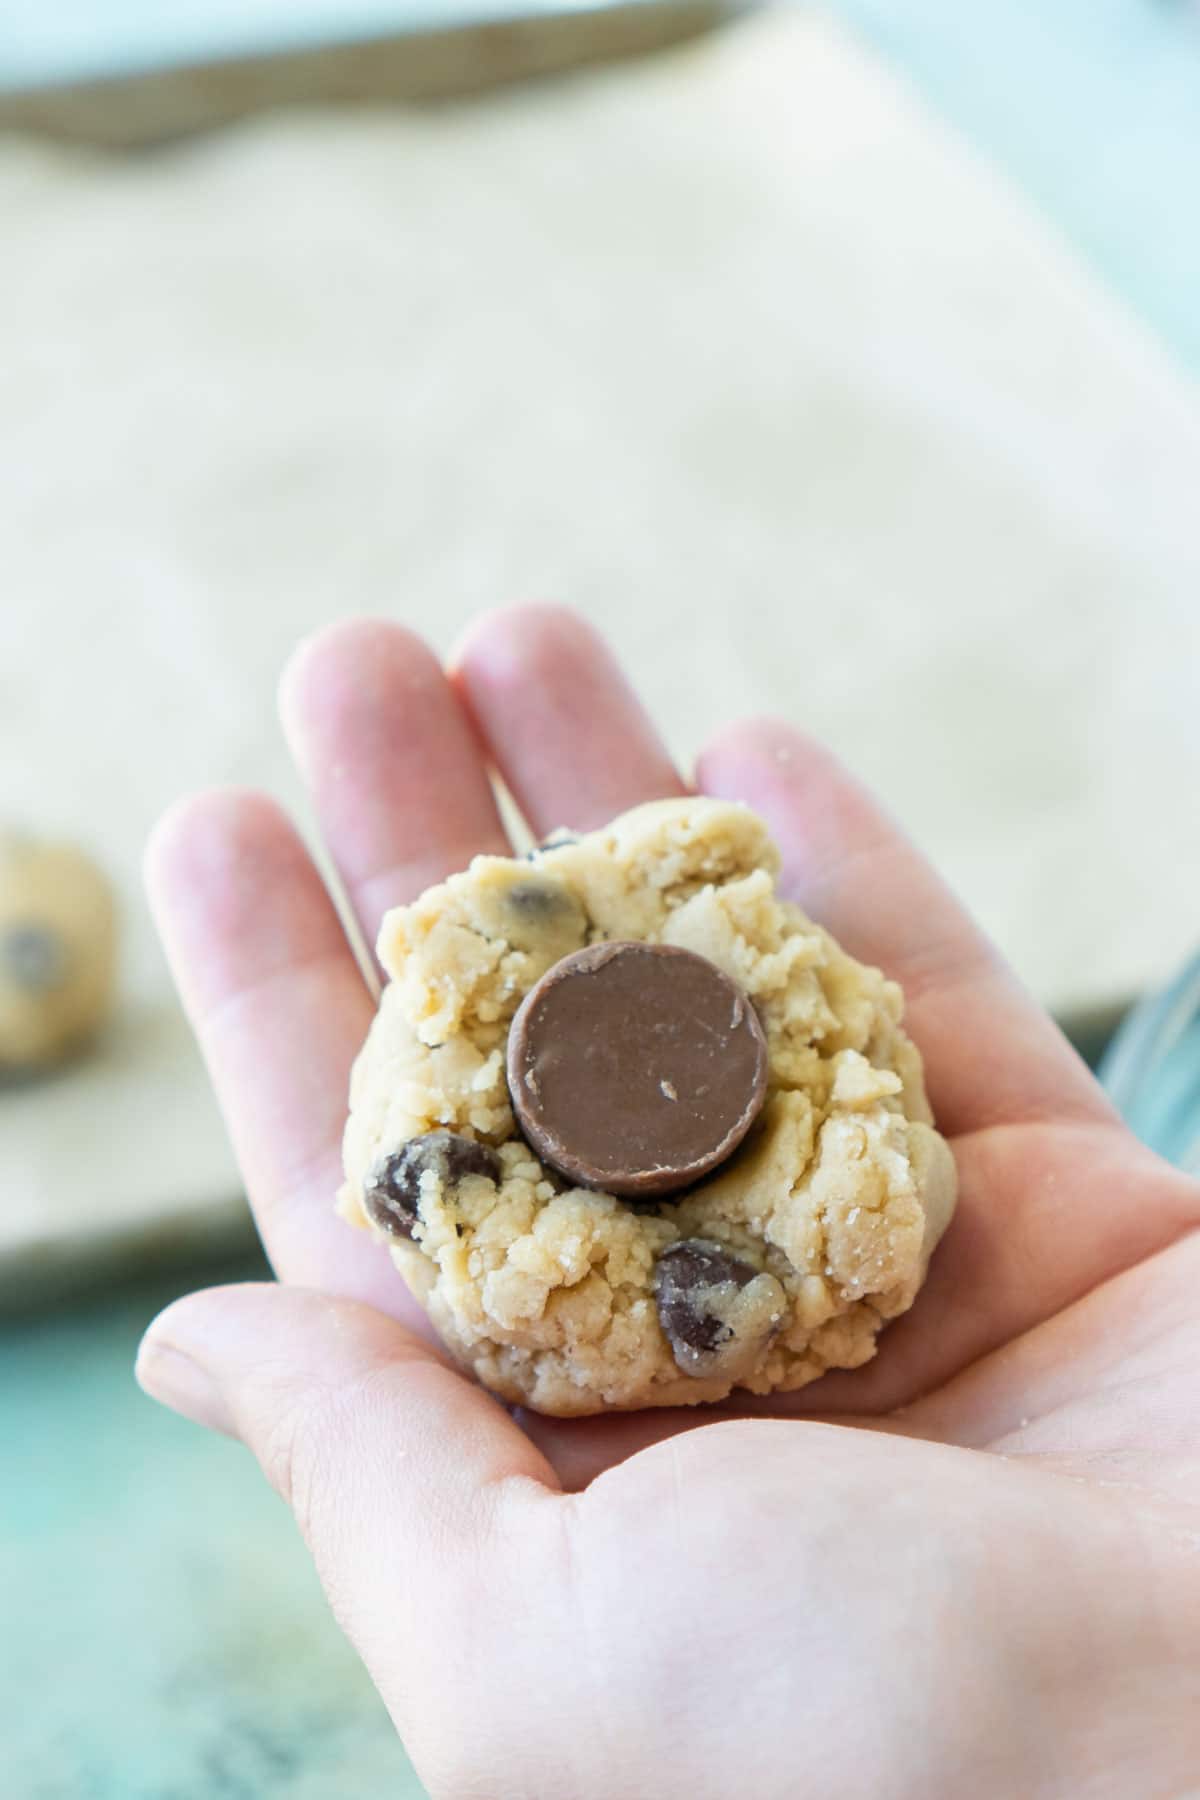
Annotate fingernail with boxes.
[136,1331,233,1436]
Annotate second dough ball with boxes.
[0,834,118,1073]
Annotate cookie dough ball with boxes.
[340,798,956,1415]
[0,835,118,1072]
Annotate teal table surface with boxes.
[1,1257,427,1800]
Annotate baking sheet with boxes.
[0,0,729,145]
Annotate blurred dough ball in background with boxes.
[0,835,118,1073]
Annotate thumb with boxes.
[136,1283,558,1771]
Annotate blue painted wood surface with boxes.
[1,1260,427,1798]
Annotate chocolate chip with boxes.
[655,1238,788,1377]
[2,923,68,993]
[505,880,575,919]
[491,870,586,954]
[655,1239,760,1355]
[524,832,579,860]
[363,1130,500,1240]
[507,941,768,1198]
[438,1132,502,1185]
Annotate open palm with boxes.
[140,608,1200,1798]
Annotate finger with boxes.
[451,603,685,837]
[280,618,510,956]
[136,1283,558,1787]
[696,716,1111,1137]
[135,1281,556,1513]
[145,788,407,1319]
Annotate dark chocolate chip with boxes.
[507,941,768,1198]
[438,1132,501,1185]
[655,1239,761,1357]
[363,1130,500,1240]
[523,832,580,860]
[505,880,575,919]
[2,922,68,993]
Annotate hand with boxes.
[139,607,1200,1800]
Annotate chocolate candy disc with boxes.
[506,940,768,1198]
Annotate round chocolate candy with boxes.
[506,940,768,1198]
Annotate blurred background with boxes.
[3,2,1199,1794]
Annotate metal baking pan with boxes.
[0,0,735,146]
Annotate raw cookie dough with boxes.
[340,798,956,1415]
[0,834,117,1072]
